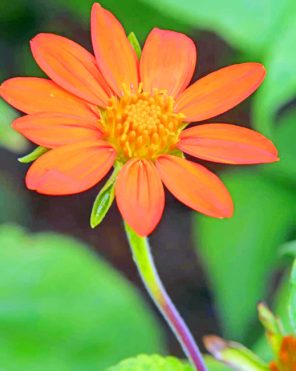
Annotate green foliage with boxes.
[0,225,164,371]
[51,0,189,42]
[253,262,295,361]
[141,0,293,54]
[0,173,29,225]
[261,109,296,184]
[106,354,193,371]
[0,100,28,152]
[253,8,296,136]
[194,170,295,341]
[289,259,296,332]
[204,356,231,371]
[107,354,231,371]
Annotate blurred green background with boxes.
[1,0,296,369]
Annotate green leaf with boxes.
[271,255,296,333]
[0,173,30,225]
[90,166,119,228]
[194,170,295,341]
[0,225,164,371]
[253,3,296,136]
[0,100,28,152]
[141,0,293,55]
[252,269,293,361]
[204,356,232,371]
[204,335,268,370]
[107,354,232,371]
[280,241,296,258]
[289,259,296,332]
[260,109,296,184]
[18,146,48,163]
[50,0,189,42]
[106,354,193,371]
[128,32,142,59]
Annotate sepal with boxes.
[18,146,48,163]
[128,32,142,59]
[90,164,120,228]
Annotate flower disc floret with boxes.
[101,87,185,161]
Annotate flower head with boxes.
[0,3,278,236]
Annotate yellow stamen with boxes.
[101,87,185,161]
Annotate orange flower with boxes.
[0,3,278,236]
[270,336,296,371]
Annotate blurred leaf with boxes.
[204,356,231,371]
[253,261,295,361]
[18,146,48,163]
[261,109,296,184]
[0,100,28,152]
[0,225,164,371]
[51,0,189,42]
[107,354,231,371]
[17,43,44,77]
[106,354,193,371]
[141,0,293,55]
[204,335,268,370]
[0,0,38,41]
[273,272,294,334]
[253,7,296,136]
[0,173,30,225]
[281,241,296,258]
[289,259,296,333]
[194,170,295,341]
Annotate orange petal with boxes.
[0,77,99,118]
[175,63,266,122]
[156,155,233,218]
[12,113,103,148]
[91,3,139,96]
[140,28,196,97]
[115,159,164,236]
[30,33,111,107]
[178,124,278,164]
[26,140,115,195]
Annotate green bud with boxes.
[257,302,284,355]
[204,335,268,370]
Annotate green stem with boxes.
[124,223,207,371]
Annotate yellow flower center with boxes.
[100,87,185,161]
